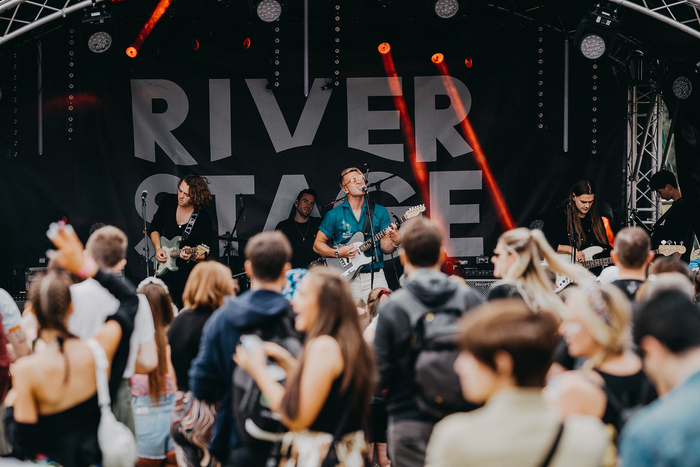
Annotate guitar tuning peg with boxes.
[680,241,685,245]
[661,240,667,245]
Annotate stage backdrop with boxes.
[0,6,626,288]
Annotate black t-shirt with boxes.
[612,279,644,301]
[168,306,215,392]
[275,216,322,269]
[651,198,694,263]
[149,194,213,303]
[544,205,610,254]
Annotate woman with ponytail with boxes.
[4,222,139,466]
[488,227,593,315]
[131,278,178,467]
[545,282,657,438]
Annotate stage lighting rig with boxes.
[573,2,621,60]
[249,0,287,22]
[431,0,460,19]
[82,2,113,54]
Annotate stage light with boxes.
[464,57,473,68]
[82,3,113,53]
[249,0,286,22]
[126,47,137,58]
[672,76,692,100]
[431,53,444,64]
[573,2,621,60]
[431,0,459,19]
[378,42,391,54]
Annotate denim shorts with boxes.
[132,393,176,459]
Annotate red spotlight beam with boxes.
[379,44,455,252]
[126,0,171,57]
[433,59,515,231]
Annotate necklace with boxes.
[176,207,192,228]
[294,220,311,242]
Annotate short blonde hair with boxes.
[564,282,631,370]
[182,261,237,309]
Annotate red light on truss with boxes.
[126,47,138,58]
[465,57,473,68]
[378,42,391,54]
[431,53,444,64]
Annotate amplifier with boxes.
[465,279,497,300]
[26,267,47,290]
[456,257,494,280]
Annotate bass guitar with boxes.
[555,243,686,292]
[155,236,210,277]
[325,205,426,280]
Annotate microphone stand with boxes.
[320,194,347,211]
[364,179,377,291]
[221,206,245,270]
[141,196,151,277]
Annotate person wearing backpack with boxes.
[188,231,299,466]
[373,217,484,467]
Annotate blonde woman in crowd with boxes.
[488,227,593,314]
[546,282,657,437]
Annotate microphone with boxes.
[239,194,245,221]
[359,185,368,193]
[141,190,148,200]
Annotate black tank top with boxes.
[309,374,363,435]
[595,368,657,433]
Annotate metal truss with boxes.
[625,59,664,230]
[0,0,104,46]
[610,0,700,40]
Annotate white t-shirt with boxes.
[69,278,155,378]
[0,288,22,333]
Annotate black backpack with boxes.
[393,285,480,420]
[232,307,303,449]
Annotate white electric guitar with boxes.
[324,205,426,280]
[155,236,210,277]
[555,243,686,292]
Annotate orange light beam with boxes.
[127,0,171,57]
[433,59,515,231]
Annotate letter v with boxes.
[246,78,332,153]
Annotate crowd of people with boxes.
[1,170,700,467]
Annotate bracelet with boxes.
[392,241,400,248]
[335,248,340,258]
[78,257,97,279]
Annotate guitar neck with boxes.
[169,247,198,257]
[582,257,613,270]
[358,214,410,253]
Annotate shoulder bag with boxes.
[86,338,138,467]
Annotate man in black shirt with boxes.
[149,174,213,308]
[611,227,654,301]
[275,188,322,269]
[649,170,695,263]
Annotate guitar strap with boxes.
[182,210,199,241]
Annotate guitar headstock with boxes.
[198,244,211,257]
[657,243,686,256]
[403,204,426,220]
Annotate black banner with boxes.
[0,11,626,289]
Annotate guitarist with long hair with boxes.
[544,179,611,266]
[149,174,213,308]
[314,167,402,302]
